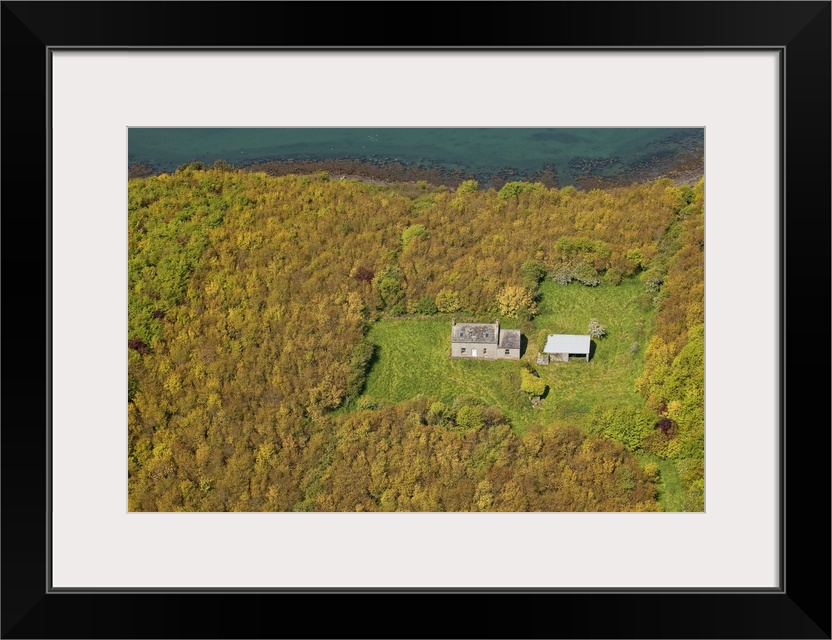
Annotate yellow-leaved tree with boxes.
[496,285,538,319]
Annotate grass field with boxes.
[357,277,655,435]
[642,454,685,512]
[526,278,654,419]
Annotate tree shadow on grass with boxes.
[364,343,380,380]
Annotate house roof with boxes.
[543,334,591,354]
[498,329,521,350]
[452,323,498,344]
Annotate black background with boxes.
[2,2,829,638]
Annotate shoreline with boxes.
[128,150,704,191]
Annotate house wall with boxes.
[496,348,520,360]
[451,342,498,359]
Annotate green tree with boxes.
[520,259,547,289]
[413,296,437,315]
[589,404,655,451]
[373,267,405,309]
[520,369,547,398]
[455,405,485,431]
[572,262,600,286]
[345,338,376,399]
[401,224,428,248]
[498,181,544,200]
[604,267,623,286]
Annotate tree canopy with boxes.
[127,167,702,512]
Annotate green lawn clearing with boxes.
[526,278,655,421]
[357,277,655,435]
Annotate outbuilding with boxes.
[543,334,591,362]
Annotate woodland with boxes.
[128,164,704,512]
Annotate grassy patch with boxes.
[357,277,655,435]
[360,318,532,429]
[639,453,686,512]
[526,278,654,424]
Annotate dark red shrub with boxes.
[654,417,677,437]
[128,338,150,355]
[352,266,374,282]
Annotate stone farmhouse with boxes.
[450,319,521,360]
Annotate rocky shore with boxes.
[128,145,703,191]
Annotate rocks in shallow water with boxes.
[131,143,702,191]
[243,157,465,188]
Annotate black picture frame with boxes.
[2,2,829,638]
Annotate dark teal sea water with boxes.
[128,128,703,187]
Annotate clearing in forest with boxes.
[358,277,655,434]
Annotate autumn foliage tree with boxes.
[635,178,704,507]
[127,167,694,512]
[496,285,538,319]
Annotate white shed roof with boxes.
[543,334,591,354]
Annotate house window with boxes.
[459,332,464,338]
[505,349,511,355]
[461,347,466,354]
[484,333,489,338]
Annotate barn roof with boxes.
[498,329,521,350]
[452,323,498,344]
[543,334,591,354]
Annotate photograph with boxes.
[3,0,827,634]
[127,127,705,513]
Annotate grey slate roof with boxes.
[543,334,591,354]
[452,323,498,344]
[498,329,521,350]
